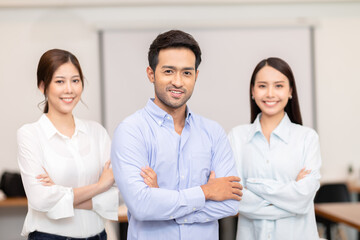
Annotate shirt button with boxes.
[266,160,270,164]
[206,218,210,222]
[158,120,162,125]
[184,219,188,222]
[170,216,174,219]
[193,208,196,211]
[181,176,185,179]
[167,116,171,120]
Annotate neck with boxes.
[260,112,285,143]
[153,98,186,135]
[46,111,75,138]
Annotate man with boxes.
[111,30,242,240]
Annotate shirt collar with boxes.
[39,114,87,140]
[247,113,291,143]
[247,113,263,142]
[144,98,192,126]
[272,113,291,143]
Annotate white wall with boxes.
[1,2,360,238]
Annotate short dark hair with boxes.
[37,49,84,113]
[249,57,303,125]
[148,30,202,71]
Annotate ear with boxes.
[39,81,45,94]
[195,69,199,82]
[146,66,155,83]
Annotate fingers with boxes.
[231,182,243,190]
[104,160,111,169]
[227,176,241,182]
[209,171,216,179]
[142,166,157,178]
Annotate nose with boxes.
[267,86,274,97]
[171,72,183,88]
[64,80,73,93]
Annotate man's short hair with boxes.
[148,30,202,71]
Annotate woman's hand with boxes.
[36,168,54,186]
[141,166,159,188]
[296,167,311,182]
[97,160,115,192]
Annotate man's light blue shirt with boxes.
[228,113,322,240]
[111,99,239,240]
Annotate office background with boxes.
[0,0,360,239]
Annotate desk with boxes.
[315,203,360,231]
[0,197,27,207]
[118,204,128,222]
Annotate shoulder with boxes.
[289,122,319,139]
[228,124,252,141]
[17,119,41,139]
[112,109,147,139]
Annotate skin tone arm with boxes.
[141,167,243,201]
[36,160,114,210]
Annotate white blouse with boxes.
[17,114,119,238]
[228,113,322,240]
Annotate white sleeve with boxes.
[17,127,74,220]
[92,126,119,220]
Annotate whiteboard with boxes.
[100,27,314,136]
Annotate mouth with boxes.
[263,101,278,106]
[60,97,75,103]
[168,89,184,98]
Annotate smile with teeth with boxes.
[264,101,277,106]
[61,98,74,103]
[170,90,183,94]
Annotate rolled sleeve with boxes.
[92,187,119,221]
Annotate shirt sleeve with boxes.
[111,122,206,221]
[17,127,74,220]
[175,125,240,224]
[245,130,322,215]
[228,129,294,220]
[92,128,119,220]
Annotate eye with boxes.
[73,79,81,83]
[183,71,192,76]
[55,80,64,84]
[258,84,266,88]
[275,84,283,88]
[164,69,173,74]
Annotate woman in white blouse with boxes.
[17,49,119,240]
[228,57,322,240]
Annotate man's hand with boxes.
[141,166,159,188]
[200,171,242,201]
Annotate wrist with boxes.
[200,184,210,200]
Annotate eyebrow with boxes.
[161,65,195,71]
[256,80,286,84]
[54,75,80,79]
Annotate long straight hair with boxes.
[250,57,302,125]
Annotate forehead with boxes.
[255,65,289,84]
[157,48,196,67]
[54,62,79,76]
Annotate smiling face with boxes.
[147,47,198,113]
[40,61,83,118]
[252,65,292,121]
